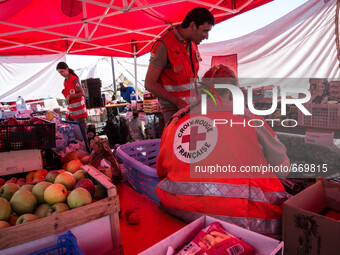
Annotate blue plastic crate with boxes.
[28,230,84,255]
[116,139,160,204]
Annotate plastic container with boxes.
[28,230,84,255]
[130,91,137,111]
[16,96,27,111]
[0,118,56,152]
[116,139,161,204]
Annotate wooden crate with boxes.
[0,165,122,255]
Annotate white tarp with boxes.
[198,0,340,79]
[0,54,65,102]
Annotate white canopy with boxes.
[198,0,340,79]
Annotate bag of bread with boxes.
[177,222,255,255]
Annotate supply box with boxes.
[283,180,340,255]
[140,215,283,255]
[0,165,122,255]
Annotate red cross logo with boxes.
[182,126,206,150]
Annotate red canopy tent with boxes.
[0,0,273,58]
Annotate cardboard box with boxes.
[0,165,122,255]
[283,180,340,255]
[140,216,283,255]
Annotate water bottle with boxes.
[16,96,27,112]
[130,91,137,111]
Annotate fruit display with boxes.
[0,116,55,152]
[0,167,108,230]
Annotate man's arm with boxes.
[145,65,189,109]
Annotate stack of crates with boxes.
[81,78,104,108]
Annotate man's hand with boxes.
[175,98,189,109]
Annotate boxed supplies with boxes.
[0,165,122,255]
[283,180,340,255]
[140,216,283,255]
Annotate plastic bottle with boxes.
[16,96,27,112]
[130,91,137,111]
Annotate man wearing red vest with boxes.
[145,7,215,124]
[56,62,88,140]
[156,65,291,238]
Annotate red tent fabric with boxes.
[0,0,272,57]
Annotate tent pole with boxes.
[134,54,138,93]
[111,57,117,96]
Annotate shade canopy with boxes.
[0,0,272,57]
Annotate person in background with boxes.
[118,82,136,103]
[156,65,291,238]
[56,62,88,141]
[145,7,215,124]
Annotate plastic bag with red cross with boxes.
[176,222,255,255]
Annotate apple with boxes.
[19,184,34,192]
[5,177,17,184]
[25,171,35,182]
[10,190,38,215]
[25,126,36,132]
[33,169,48,182]
[45,170,60,183]
[78,154,93,164]
[7,117,18,125]
[0,220,11,229]
[58,169,66,173]
[93,184,107,200]
[10,126,23,132]
[67,188,92,209]
[54,172,76,190]
[16,214,39,225]
[63,159,83,174]
[61,150,80,164]
[0,178,5,186]
[32,181,52,204]
[44,183,68,205]
[47,203,69,216]
[33,120,45,125]
[0,183,20,201]
[127,212,140,225]
[125,209,135,220]
[75,179,95,195]
[16,178,26,186]
[73,170,88,182]
[9,215,19,226]
[0,197,11,221]
[29,116,41,124]
[34,203,51,218]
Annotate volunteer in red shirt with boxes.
[156,65,291,238]
[145,7,215,124]
[56,62,88,140]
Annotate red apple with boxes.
[75,179,95,195]
[127,212,140,225]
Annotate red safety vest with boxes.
[62,75,88,119]
[156,110,290,237]
[151,28,201,112]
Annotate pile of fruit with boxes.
[0,164,107,230]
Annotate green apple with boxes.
[19,184,34,192]
[32,181,52,204]
[73,170,88,182]
[0,220,11,229]
[34,203,51,218]
[47,203,69,216]
[67,188,92,209]
[0,183,20,201]
[93,184,107,200]
[16,214,39,225]
[45,170,60,183]
[44,183,68,205]
[10,190,38,215]
[54,172,76,190]
[0,197,11,221]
